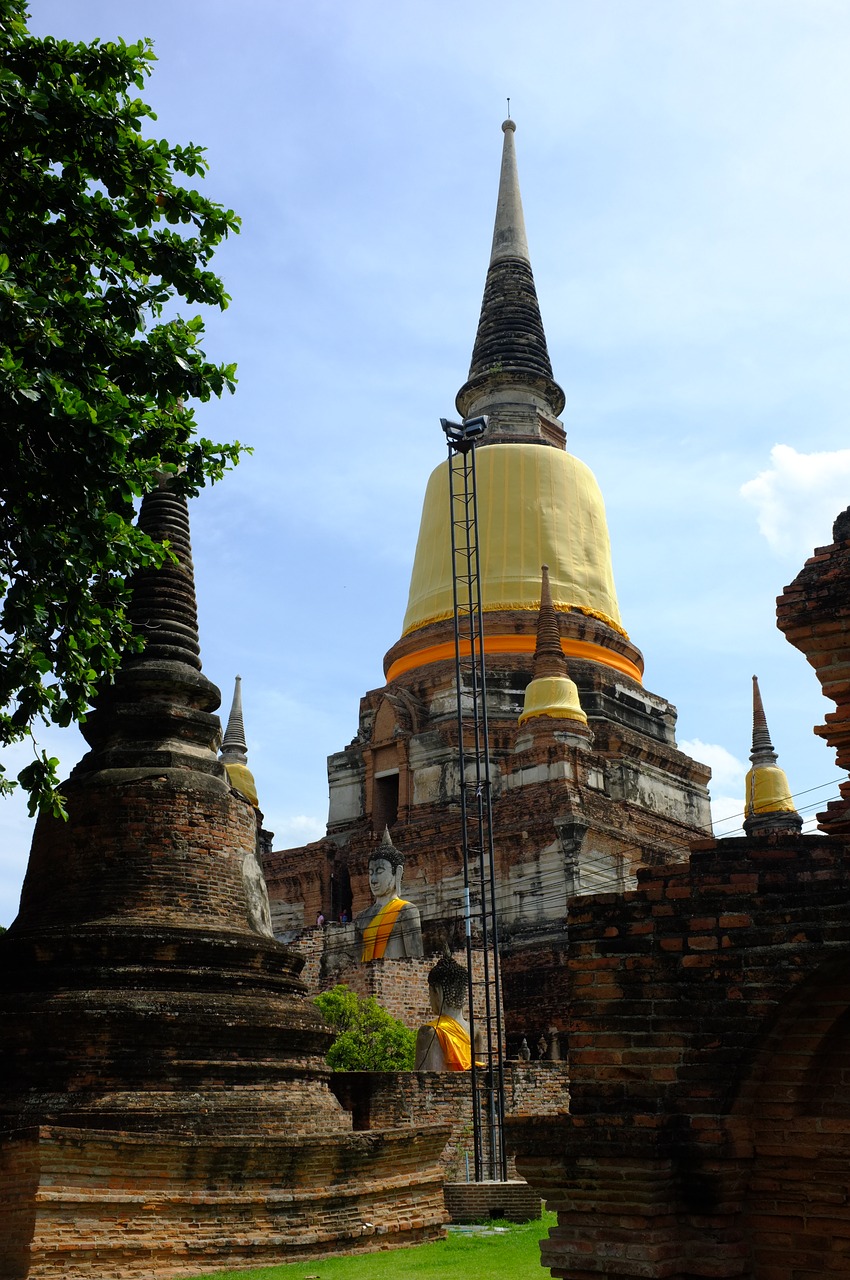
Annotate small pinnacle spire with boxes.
[532,566,569,680]
[750,675,778,767]
[221,675,248,765]
[489,117,529,265]
[519,566,587,727]
[456,118,565,436]
[219,674,258,806]
[743,676,802,836]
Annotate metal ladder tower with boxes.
[441,415,507,1182]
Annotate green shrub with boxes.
[313,985,415,1071]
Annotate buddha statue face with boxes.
[428,983,444,1017]
[368,856,398,901]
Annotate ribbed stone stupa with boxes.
[0,482,447,1279]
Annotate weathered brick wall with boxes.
[509,831,850,1279]
[289,925,326,991]
[330,1062,569,1182]
[17,774,260,932]
[777,520,850,830]
[500,934,572,1052]
[0,1123,449,1280]
[442,1180,542,1223]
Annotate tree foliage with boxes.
[0,1,244,813]
[313,985,416,1072]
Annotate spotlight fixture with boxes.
[440,415,489,452]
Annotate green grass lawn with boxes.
[183,1213,556,1280]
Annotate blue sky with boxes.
[2,0,849,924]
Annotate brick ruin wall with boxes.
[509,832,850,1280]
[0,1124,448,1280]
[331,1062,569,1183]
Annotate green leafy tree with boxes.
[0,1,244,815]
[313,985,416,1071]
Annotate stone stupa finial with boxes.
[220,675,258,806]
[518,566,588,727]
[125,479,204,670]
[488,117,530,267]
[750,674,778,767]
[456,118,565,438]
[743,676,802,836]
[74,479,223,779]
[531,564,570,680]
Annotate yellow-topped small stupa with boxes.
[219,675,258,808]
[743,675,802,835]
[519,565,588,727]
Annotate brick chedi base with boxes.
[0,487,448,1279]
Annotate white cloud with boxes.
[707,793,745,838]
[679,738,748,836]
[266,814,326,849]
[680,738,747,791]
[741,444,850,558]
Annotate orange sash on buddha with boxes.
[361,896,407,962]
[424,1015,472,1071]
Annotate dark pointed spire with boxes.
[75,480,223,778]
[456,119,565,441]
[125,482,203,669]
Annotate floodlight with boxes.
[440,415,489,452]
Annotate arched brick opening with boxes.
[728,958,850,1278]
[364,698,411,831]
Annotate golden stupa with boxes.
[385,118,641,689]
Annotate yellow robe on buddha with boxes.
[423,1015,472,1071]
[360,896,408,962]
